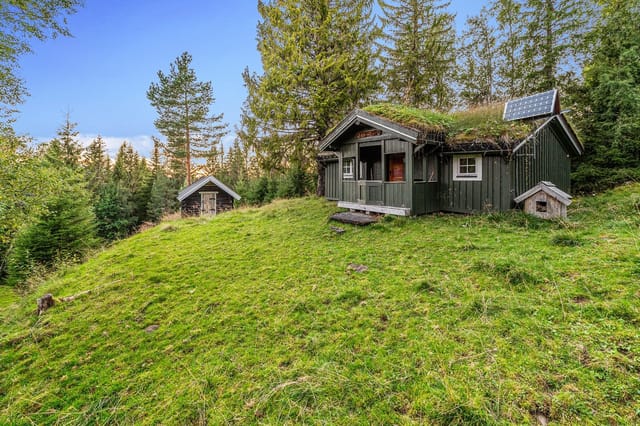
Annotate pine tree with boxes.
[242,0,379,177]
[83,135,110,198]
[147,52,228,185]
[571,0,640,191]
[457,7,498,107]
[379,0,456,109]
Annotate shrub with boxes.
[6,178,98,286]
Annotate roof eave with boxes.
[177,176,241,202]
[319,109,419,151]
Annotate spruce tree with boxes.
[520,0,595,93]
[571,0,640,191]
[83,135,110,198]
[379,0,456,109]
[457,7,498,107]
[146,137,178,223]
[47,113,82,168]
[491,0,528,98]
[242,0,379,177]
[147,52,228,185]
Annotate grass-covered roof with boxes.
[362,103,535,148]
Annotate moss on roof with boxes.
[363,104,454,133]
[362,102,534,146]
[449,103,533,144]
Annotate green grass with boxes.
[362,103,534,145]
[363,103,454,133]
[1,184,639,424]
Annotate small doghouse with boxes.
[514,181,572,219]
[177,176,241,217]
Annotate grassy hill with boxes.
[1,185,639,425]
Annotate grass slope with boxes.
[1,185,639,425]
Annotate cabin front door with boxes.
[200,192,217,215]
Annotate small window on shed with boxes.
[536,200,548,212]
[343,158,354,179]
[453,155,482,181]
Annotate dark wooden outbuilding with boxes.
[319,91,583,216]
[177,176,241,217]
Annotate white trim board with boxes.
[337,201,411,216]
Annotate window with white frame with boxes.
[342,158,354,179]
[453,155,482,181]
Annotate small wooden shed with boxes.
[514,181,572,219]
[177,176,241,217]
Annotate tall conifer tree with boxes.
[379,0,456,109]
[520,0,593,92]
[83,135,110,197]
[571,0,640,191]
[457,8,498,107]
[241,0,379,176]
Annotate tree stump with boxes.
[37,293,55,315]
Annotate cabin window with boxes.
[386,153,405,182]
[359,145,382,180]
[453,155,482,181]
[342,158,354,179]
[536,200,548,212]
[427,155,438,182]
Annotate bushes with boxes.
[5,176,98,286]
[236,167,315,206]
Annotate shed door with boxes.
[200,192,217,215]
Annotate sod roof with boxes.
[361,103,535,149]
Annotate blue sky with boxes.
[13,0,484,157]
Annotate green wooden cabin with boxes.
[319,102,583,216]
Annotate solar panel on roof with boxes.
[503,89,558,121]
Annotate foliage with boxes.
[241,0,379,173]
[0,0,81,113]
[0,135,60,279]
[487,0,596,98]
[379,0,456,109]
[146,173,177,224]
[147,52,228,185]
[456,7,498,107]
[1,185,639,423]
[93,182,136,241]
[83,135,110,198]
[44,114,82,169]
[235,170,313,206]
[520,0,594,93]
[5,168,97,286]
[490,0,528,98]
[571,0,640,192]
